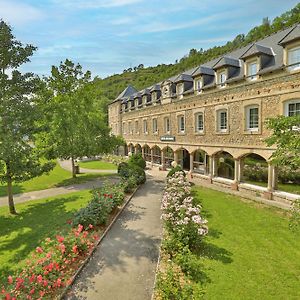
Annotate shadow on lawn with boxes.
[0,184,25,197]
[55,174,116,187]
[0,195,81,281]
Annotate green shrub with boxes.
[167,165,186,177]
[128,153,146,169]
[118,161,146,185]
[122,176,137,193]
[96,182,125,206]
[289,199,300,232]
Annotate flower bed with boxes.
[155,171,208,299]
[0,181,134,300]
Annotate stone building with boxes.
[108,25,300,203]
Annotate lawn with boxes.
[0,190,91,282]
[78,160,117,170]
[0,162,113,197]
[190,186,300,299]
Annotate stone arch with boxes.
[152,145,161,165]
[214,150,235,180]
[143,144,151,162]
[192,149,209,175]
[135,144,142,154]
[239,153,268,187]
[163,146,174,168]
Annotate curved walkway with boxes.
[59,160,117,174]
[0,178,119,207]
[64,176,164,300]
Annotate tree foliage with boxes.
[0,20,54,214]
[40,59,122,178]
[266,115,300,168]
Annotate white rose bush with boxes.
[161,171,208,250]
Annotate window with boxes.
[195,79,202,91]
[178,115,185,133]
[152,118,158,133]
[128,121,132,134]
[285,100,300,116]
[247,61,258,80]
[165,117,170,134]
[151,92,156,102]
[143,119,148,134]
[195,113,204,132]
[177,84,184,95]
[217,109,228,132]
[288,46,300,71]
[246,106,259,131]
[218,71,226,88]
[122,122,126,134]
[135,120,139,134]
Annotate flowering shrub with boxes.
[101,154,127,166]
[161,172,208,249]
[1,224,97,300]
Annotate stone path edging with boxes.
[60,185,141,300]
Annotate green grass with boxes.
[244,180,300,195]
[78,160,117,170]
[0,190,91,282]
[0,163,113,197]
[191,186,300,299]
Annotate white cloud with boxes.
[110,17,133,25]
[0,0,44,26]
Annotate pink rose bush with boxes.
[161,172,208,249]
[1,224,96,299]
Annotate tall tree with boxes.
[0,20,54,214]
[41,59,122,178]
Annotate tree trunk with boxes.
[6,162,17,214]
[71,157,77,178]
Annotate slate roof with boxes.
[240,43,274,60]
[174,73,193,83]
[278,24,300,45]
[116,85,137,100]
[114,24,300,104]
[213,56,240,69]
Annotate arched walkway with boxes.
[163,147,174,168]
[135,144,142,154]
[143,145,151,162]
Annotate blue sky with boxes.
[0,0,299,78]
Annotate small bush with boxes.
[128,153,146,169]
[123,176,138,194]
[289,199,300,232]
[167,165,186,177]
[118,162,130,177]
[118,161,146,185]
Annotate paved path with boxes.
[59,160,117,174]
[0,178,118,207]
[65,176,164,300]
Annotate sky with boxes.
[0,0,299,78]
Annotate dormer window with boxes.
[151,92,156,102]
[195,79,202,91]
[218,71,226,88]
[177,84,184,95]
[287,46,300,71]
[247,61,258,80]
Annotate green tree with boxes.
[266,115,300,168]
[41,59,122,178]
[0,20,54,214]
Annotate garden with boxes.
[0,154,146,299]
[155,169,300,300]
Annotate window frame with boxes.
[246,105,259,131]
[217,70,227,88]
[178,115,185,133]
[284,99,300,116]
[164,117,170,134]
[143,119,148,134]
[247,60,258,81]
[217,109,228,133]
[287,45,300,71]
[195,112,204,133]
[152,118,158,134]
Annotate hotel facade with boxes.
[108,25,300,203]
